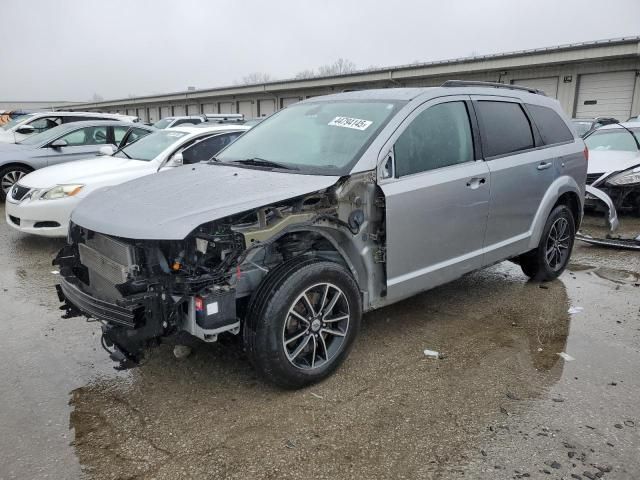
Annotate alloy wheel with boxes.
[282,282,350,370]
[1,170,26,194]
[545,217,570,271]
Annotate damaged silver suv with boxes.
[55,81,586,388]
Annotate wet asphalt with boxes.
[0,205,639,480]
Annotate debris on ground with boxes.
[568,306,584,315]
[557,352,575,361]
[173,345,192,359]
[423,349,443,359]
[309,392,324,400]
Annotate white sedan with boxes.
[5,124,249,237]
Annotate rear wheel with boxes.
[244,257,361,389]
[0,165,31,201]
[520,205,575,281]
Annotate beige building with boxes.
[60,36,640,123]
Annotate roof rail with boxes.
[441,80,546,96]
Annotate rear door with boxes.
[473,96,555,264]
[44,125,113,166]
[380,96,490,302]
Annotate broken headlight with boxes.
[606,167,640,187]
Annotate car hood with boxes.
[587,150,640,175]
[71,164,340,240]
[19,156,154,189]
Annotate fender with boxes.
[528,175,583,249]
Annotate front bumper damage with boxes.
[576,185,640,250]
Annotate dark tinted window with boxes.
[527,104,573,144]
[476,101,534,157]
[182,133,239,164]
[395,101,474,177]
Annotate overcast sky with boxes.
[2,0,639,101]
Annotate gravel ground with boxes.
[0,205,638,480]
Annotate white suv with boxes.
[0,111,138,144]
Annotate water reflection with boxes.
[69,263,571,478]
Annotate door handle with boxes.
[466,177,486,189]
[537,162,553,171]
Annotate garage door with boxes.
[511,77,559,98]
[160,106,171,118]
[281,97,300,108]
[219,102,234,114]
[258,99,275,117]
[187,104,200,115]
[238,100,253,118]
[202,103,215,114]
[575,71,636,119]
[173,105,186,116]
[136,107,148,122]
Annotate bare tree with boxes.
[239,72,273,85]
[317,58,356,76]
[294,69,317,79]
[91,92,104,102]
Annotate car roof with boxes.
[595,122,639,131]
[168,124,250,134]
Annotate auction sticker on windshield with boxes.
[328,116,373,131]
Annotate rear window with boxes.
[476,101,534,157]
[527,104,573,144]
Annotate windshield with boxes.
[216,101,402,174]
[115,129,188,161]
[153,118,174,129]
[585,129,640,152]
[1,113,33,131]
[572,120,592,137]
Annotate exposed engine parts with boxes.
[54,175,387,370]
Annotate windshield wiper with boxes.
[116,148,131,159]
[231,157,297,170]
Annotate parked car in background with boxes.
[152,116,206,129]
[583,123,640,214]
[204,113,245,123]
[0,121,151,200]
[0,110,32,127]
[628,115,640,123]
[0,111,139,144]
[55,82,585,388]
[6,124,248,236]
[571,117,619,138]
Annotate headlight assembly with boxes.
[606,167,640,187]
[41,184,84,200]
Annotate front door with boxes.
[380,97,490,303]
[45,125,112,166]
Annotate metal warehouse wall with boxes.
[59,37,640,122]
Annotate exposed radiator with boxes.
[78,234,137,285]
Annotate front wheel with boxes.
[520,205,575,281]
[244,257,362,389]
[0,165,32,201]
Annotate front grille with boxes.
[78,233,137,285]
[586,173,603,185]
[10,184,30,201]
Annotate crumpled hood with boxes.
[71,163,340,240]
[588,150,640,175]
[19,156,152,189]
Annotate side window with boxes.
[28,116,62,133]
[113,126,130,144]
[394,101,474,177]
[58,126,108,146]
[475,101,534,157]
[526,104,574,145]
[181,134,234,164]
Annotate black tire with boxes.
[520,205,575,281]
[244,256,362,389]
[0,165,32,201]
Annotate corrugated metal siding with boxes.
[258,99,275,117]
[219,102,234,113]
[187,104,199,115]
[160,106,171,118]
[202,103,215,114]
[173,105,186,116]
[238,100,253,118]
[281,97,301,108]
[575,71,636,118]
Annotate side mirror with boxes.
[15,125,35,135]
[49,139,69,149]
[166,152,183,167]
[98,145,116,156]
